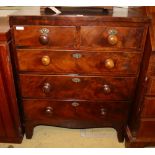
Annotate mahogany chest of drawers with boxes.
[9,7,149,142]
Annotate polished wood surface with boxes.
[80,26,145,50]
[0,42,23,143]
[23,99,128,139]
[146,77,155,95]
[17,49,142,75]
[23,99,128,124]
[141,97,155,117]
[19,74,136,101]
[137,119,155,138]
[147,54,155,75]
[13,26,76,49]
[12,25,146,50]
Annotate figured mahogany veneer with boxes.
[13,26,76,49]
[20,74,136,101]
[9,7,149,143]
[23,99,128,124]
[13,25,145,50]
[80,26,145,50]
[17,49,142,75]
[23,99,128,139]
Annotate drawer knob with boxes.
[72,53,82,59]
[108,35,118,45]
[39,28,49,45]
[105,58,115,69]
[72,78,81,83]
[41,55,50,66]
[108,29,118,45]
[42,82,51,93]
[100,108,106,115]
[71,102,79,107]
[103,84,111,94]
[39,35,49,45]
[45,106,53,114]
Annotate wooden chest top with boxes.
[9,7,150,26]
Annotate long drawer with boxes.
[13,25,145,50]
[17,49,142,75]
[19,74,136,101]
[23,99,128,128]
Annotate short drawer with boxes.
[17,49,142,75]
[13,26,76,49]
[137,119,155,139]
[80,26,145,50]
[141,97,155,118]
[23,99,128,127]
[20,74,136,101]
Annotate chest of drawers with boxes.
[9,7,149,142]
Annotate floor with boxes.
[0,126,124,148]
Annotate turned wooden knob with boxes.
[45,106,53,114]
[108,35,118,45]
[104,58,115,69]
[41,55,50,66]
[42,82,51,93]
[39,35,49,45]
[103,84,111,94]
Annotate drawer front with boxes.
[137,119,155,138]
[17,49,142,75]
[80,26,144,50]
[146,77,155,95]
[141,97,155,118]
[23,99,128,127]
[147,54,155,76]
[20,74,136,101]
[13,26,76,49]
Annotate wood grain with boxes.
[17,49,142,75]
[80,26,145,50]
[13,26,76,49]
[23,99,128,125]
[19,74,137,101]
